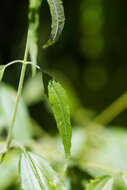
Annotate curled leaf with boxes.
[43,0,65,48]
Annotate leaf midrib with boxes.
[24,152,47,190]
[50,81,70,158]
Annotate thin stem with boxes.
[5,60,40,69]
[4,60,31,69]
[27,63,40,69]
[84,161,119,175]
[6,32,30,149]
[92,91,127,126]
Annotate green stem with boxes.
[4,60,32,69]
[6,32,29,149]
[84,161,119,175]
[93,91,127,125]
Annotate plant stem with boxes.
[92,91,127,126]
[6,32,29,149]
[84,161,119,175]
[5,60,32,69]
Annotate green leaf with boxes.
[19,151,64,190]
[0,83,33,140]
[0,66,5,81]
[48,79,72,159]
[28,0,42,76]
[80,128,127,177]
[0,150,19,189]
[43,0,65,48]
[23,73,44,106]
[86,176,113,190]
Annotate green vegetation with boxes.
[0,0,127,190]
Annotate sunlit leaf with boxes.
[43,0,65,48]
[19,151,64,190]
[0,83,33,140]
[0,66,5,81]
[86,176,113,190]
[47,77,72,159]
[28,0,42,76]
[23,73,44,105]
[80,128,127,177]
[0,150,19,189]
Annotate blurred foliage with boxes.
[0,0,127,190]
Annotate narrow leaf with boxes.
[86,176,113,190]
[0,66,5,81]
[48,79,72,159]
[43,0,65,48]
[19,151,64,190]
[28,0,42,76]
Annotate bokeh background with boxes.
[1,1,127,190]
[1,0,127,128]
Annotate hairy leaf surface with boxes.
[19,151,64,190]
[43,0,65,48]
[86,176,113,190]
[48,79,72,159]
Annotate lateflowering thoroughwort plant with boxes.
[0,0,72,189]
[1,0,127,190]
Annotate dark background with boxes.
[1,0,127,128]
